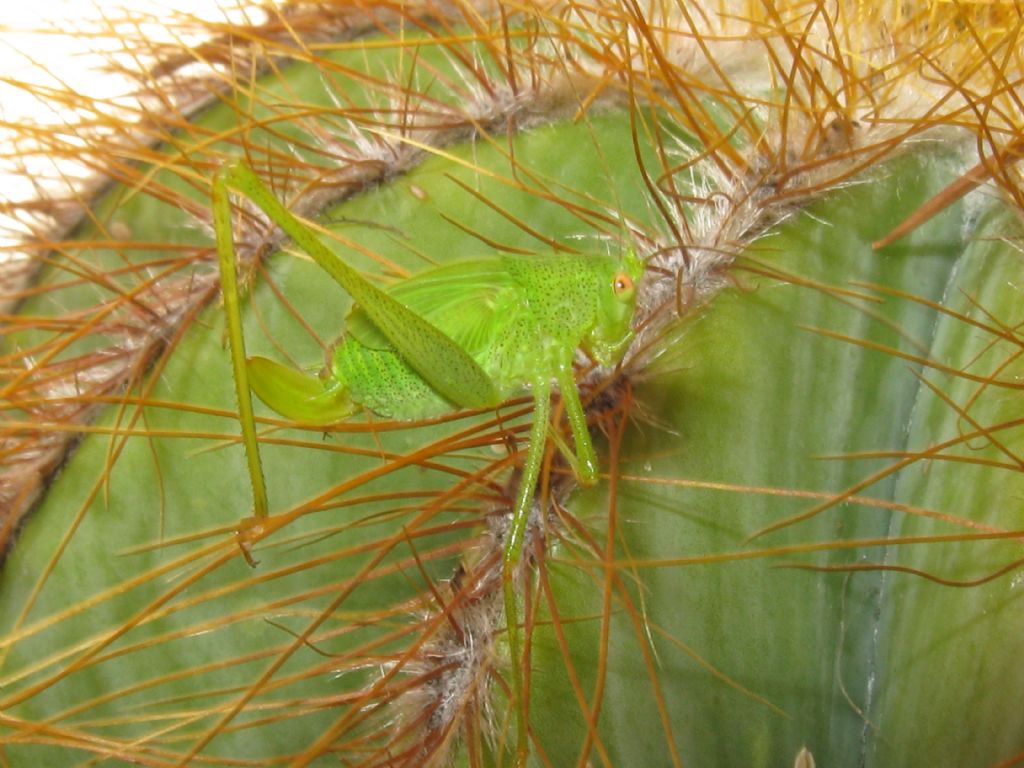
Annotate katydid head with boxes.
[585,249,644,366]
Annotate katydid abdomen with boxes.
[331,343,449,420]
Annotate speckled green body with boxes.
[330,252,641,419]
[217,162,642,757]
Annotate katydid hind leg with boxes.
[220,162,497,411]
[212,168,269,523]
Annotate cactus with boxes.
[1,2,1023,765]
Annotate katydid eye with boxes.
[612,271,634,297]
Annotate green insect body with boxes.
[213,161,642,762]
[248,253,642,425]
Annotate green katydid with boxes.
[212,160,642,758]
